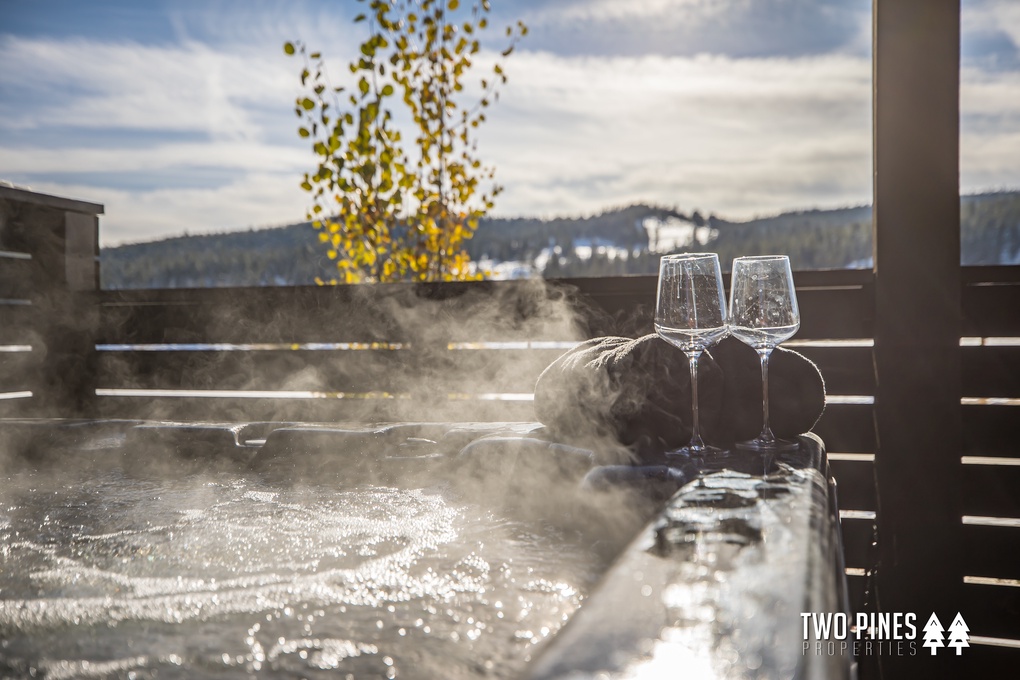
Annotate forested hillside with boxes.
[101,223,333,289]
[961,192,1020,264]
[100,192,1020,289]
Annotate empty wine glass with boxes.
[655,253,728,456]
[728,255,801,451]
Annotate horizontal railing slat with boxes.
[963,405,1020,457]
[831,457,877,511]
[96,350,417,393]
[555,271,876,339]
[960,465,1020,518]
[962,265,1020,285]
[93,394,539,423]
[95,348,566,394]
[962,346,1020,398]
[813,403,876,454]
[94,346,881,402]
[963,282,1020,337]
[96,272,876,346]
[98,284,587,345]
[795,346,875,396]
[0,351,39,393]
[960,579,1020,642]
[839,516,875,571]
[962,524,1020,579]
[0,258,36,299]
[0,305,37,346]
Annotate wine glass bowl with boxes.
[728,255,801,451]
[654,253,728,456]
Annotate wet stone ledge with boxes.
[527,435,854,680]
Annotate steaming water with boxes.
[0,469,604,679]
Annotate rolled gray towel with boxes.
[534,334,825,454]
[711,336,826,443]
[533,334,724,451]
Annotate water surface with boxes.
[0,469,603,679]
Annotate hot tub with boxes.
[0,420,636,680]
[0,420,850,679]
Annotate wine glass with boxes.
[728,255,801,451]
[654,253,728,457]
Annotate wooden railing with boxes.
[84,270,872,422]
[0,185,100,418]
[956,265,1020,667]
[3,184,1020,674]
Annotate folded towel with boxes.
[534,334,825,456]
[711,336,827,444]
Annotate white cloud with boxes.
[0,32,331,245]
[0,2,1017,248]
[961,64,1020,191]
[963,0,1020,46]
[0,36,289,138]
[516,0,871,60]
[481,50,873,218]
[2,141,307,176]
[548,0,719,24]
[29,173,309,245]
[0,38,880,239]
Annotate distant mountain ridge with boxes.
[99,192,1020,289]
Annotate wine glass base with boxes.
[734,438,801,453]
[665,445,726,466]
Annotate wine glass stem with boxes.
[757,347,777,444]
[686,350,705,451]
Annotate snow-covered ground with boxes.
[643,216,717,253]
[476,241,643,280]
[474,215,727,280]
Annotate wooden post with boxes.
[873,0,963,674]
[0,186,102,418]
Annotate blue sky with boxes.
[0,0,1017,245]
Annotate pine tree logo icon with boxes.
[922,613,945,655]
[948,613,970,655]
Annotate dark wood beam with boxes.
[873,0,963,674]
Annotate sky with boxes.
[1,0,1018,246]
